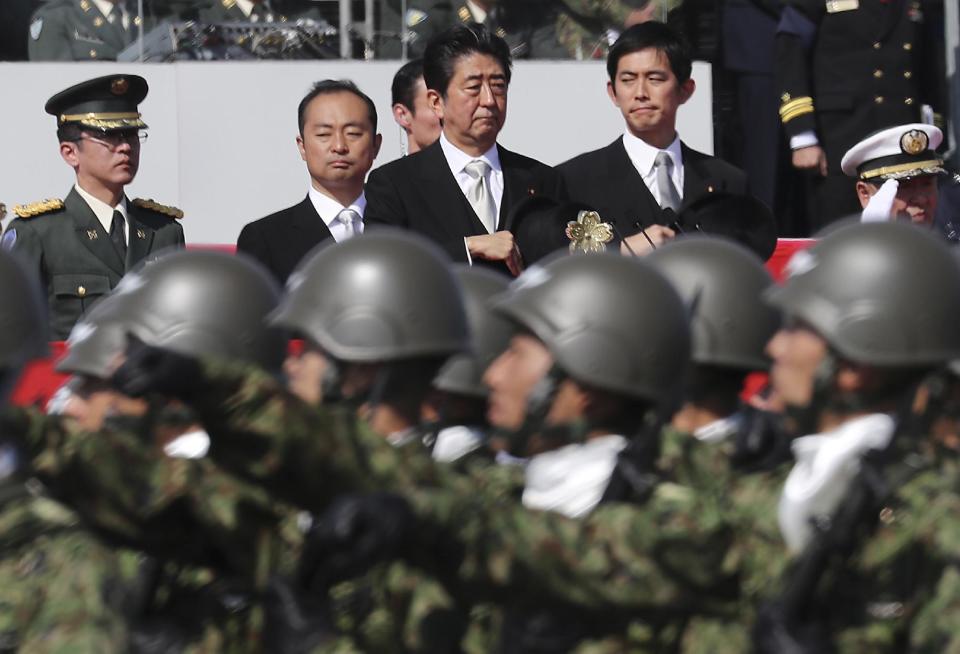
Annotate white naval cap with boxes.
[841,123,945,181]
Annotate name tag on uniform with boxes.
[825,0,859,12]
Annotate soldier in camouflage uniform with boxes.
[0,247,137,653]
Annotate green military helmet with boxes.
[767,221,960,367]
[56,300,127,379]
[647,236,780,371]
[270,231,470,363]
[493,253,691,405]
[93,250,287,371]
[0,249,48,403]
[433,265,513,398]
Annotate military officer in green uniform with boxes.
[28,0,145,61]
[4,74,184,341]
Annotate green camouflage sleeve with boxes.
[191,359,446,512]
[10,406,300,580]
[406,465,738,614]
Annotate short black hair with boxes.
[606,22,693,85]
[297,79,378,135]
[391,59,425,113]
[57,123,84,143]
[422,23,512,97]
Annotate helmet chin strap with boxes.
[319,356,345,406]
[784,352,839,437]
[506,365,597,456]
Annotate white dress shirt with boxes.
[92,0,130,28]
[622,131,685,206]
[75,184,128,245]
[439,132,504,225]
[307,186,366,243]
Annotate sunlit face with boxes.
[62,129,141,189]
[483,333,553,431]
[607,48,694,147]
[430,52,508,153]
[283,341,328,405]
[297,91,381,194]
[766,322,829,409]
[857,175,939,225]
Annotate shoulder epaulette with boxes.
[132,198,184,219]
[13,198,65,219]
[222,0,236,8]
[457,5,470,22]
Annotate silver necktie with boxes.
[654,151,681,211]
[463,159,497,233]
[336,208,362,238]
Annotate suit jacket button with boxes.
[77,286,87,297]
[874,96,884,104]
[89,49,98,58]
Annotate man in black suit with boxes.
[237,80,381,285]
[558,22,752,255]
[364,23,557,276]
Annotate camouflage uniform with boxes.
[0,485,137,652]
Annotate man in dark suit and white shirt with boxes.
[364,23,557,276]
[237,80,381,285]
[558,22,752,255]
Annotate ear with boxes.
[296,133,307,163]
[60,141,80,169]
[678,78,696,105]
[606,80,619,107]
[427,88,444,122]
[372,132,383,160]
[392,103,412,130]
[835,362,870,394]
[855,181,875,209]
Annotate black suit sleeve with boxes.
[775,0,821,139]
[236,221,272,271]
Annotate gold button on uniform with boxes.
[874,96,884,104]
[905,97,914,105]
[873,69,883,78]
[903,42,912,50]
[873,41,881,49]
[77,286,87,297]
[89,49,97,58]
[904,71,913,79]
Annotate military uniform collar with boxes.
[74,183,127,240]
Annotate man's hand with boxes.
[792,145,828,176]
[466,231,523,276]
[620,224,675,256]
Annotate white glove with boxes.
[861,179,899,222]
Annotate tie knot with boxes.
[463,159,491,179]
[112,210,125,227]
[654,151,673,169]
[336,208,359,225]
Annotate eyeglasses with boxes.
[78,130,148,151]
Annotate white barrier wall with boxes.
[0,61,712,243]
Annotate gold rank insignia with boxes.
[132,198,184,219]
[0,204,6,220]
[496,27,507,38]
[80,0,91,11]
[93,16,103,26]
[136,228,146,239]
[222,0,237,8]
[825,0,858,12]
[86,230,98,240]
[458,6,471,22]
[900,129,928,155]
[12,198,65,219]
[565,211,613,254]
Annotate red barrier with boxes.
[11,239,816,408]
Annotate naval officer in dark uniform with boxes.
[3,74,184,340]
[775,0,941,230]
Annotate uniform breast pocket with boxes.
[51,274,113,336]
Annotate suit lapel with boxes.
[68,188,125,276]
[417,142,489,237]
[681,143,706,202]
[290,195,334,243]
[876,0,906,42]
[606,139,660,232]
[497,146,534,232]
[125,201,156,269]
